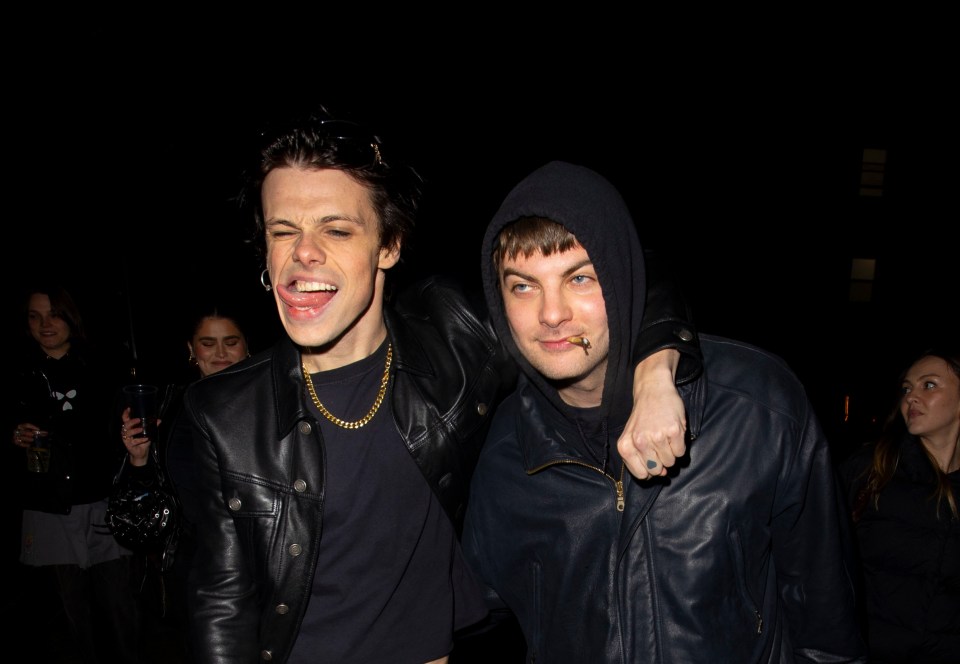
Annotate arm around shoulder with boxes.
[619,250,702,480]
[635,249,702,385]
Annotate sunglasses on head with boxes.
[316,119,383,166]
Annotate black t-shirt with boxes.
[289,339,487,663]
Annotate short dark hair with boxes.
[492,216,580,276]
[243,105,422,261]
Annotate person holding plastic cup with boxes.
[8,282,140,663]
[114,306,253,663]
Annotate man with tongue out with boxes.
[177,107,701,664]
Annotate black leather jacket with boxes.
[462,335,867,663]
[839,435,960,663]
[180,276,699,663]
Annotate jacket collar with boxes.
[514,379,612,472]
[383,304,437,379]
[271,336,311,440]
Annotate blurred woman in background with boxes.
[840,348,959,663]
[10,283,139,663]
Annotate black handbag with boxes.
[106,443,181,567]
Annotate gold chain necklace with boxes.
[302,344,392,429]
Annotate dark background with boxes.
[7,65,956,461]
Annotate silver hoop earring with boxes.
[260,269,272,292]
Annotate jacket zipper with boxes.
[528,459,626,512]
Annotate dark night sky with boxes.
[8,63,956,457]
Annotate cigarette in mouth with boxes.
[566,336,591,349]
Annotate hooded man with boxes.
[461,161,867,663]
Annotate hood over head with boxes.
[481,160,645,425]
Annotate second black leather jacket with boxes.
[462,336,868,663]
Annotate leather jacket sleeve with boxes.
[636,249,702,386]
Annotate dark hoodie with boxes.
[480,161,645,467]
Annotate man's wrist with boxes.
[633,349,680,396]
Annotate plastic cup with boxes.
[123,384,160,442]
[26,431,52,473]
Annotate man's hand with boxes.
[618,349,687,480]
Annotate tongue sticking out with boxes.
[292,291,336,309]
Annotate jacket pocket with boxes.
[528,559,542,662]
[728,529,764,636]
[221,475,280,517]
[220,475,281,562]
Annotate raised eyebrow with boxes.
[501,267,536,283]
